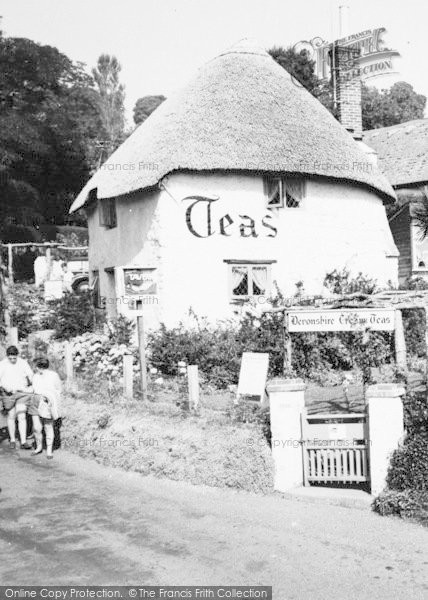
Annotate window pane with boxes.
[252,266,267,295]
[265,178,282,206]
[285,180,303,208]
[232,266,249,295]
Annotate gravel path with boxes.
[0,442,427,599]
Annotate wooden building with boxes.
[365,119,428,284]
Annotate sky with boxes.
[1,0,427,122]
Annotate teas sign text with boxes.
[287,309,396,332]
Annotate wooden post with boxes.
[394,309,407,372]
[46,245,52,281]
[123,353,133,399]
[187,365,200,410]
[0,244,10,329]
[283,312,292,375]
[64,341,74,384]
[7,244,13,284]
[137,315,148,397]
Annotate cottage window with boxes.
[264,177,304,208]
[225,260,275,301]
[99,198,117,229]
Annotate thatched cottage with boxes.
[71,40,398,328]
[365,119,428,285]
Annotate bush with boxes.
[372,490,428,523]
[323,268,379,294]
[385,392,428,494]
[148,309,394,388]
[8,283,55,338]
[386,433,428,493]
[71,315,138,380]
[50,291,95,340]
[374,391,428,526]
[403,391,428,436]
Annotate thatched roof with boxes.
[364,119,428,188]
[70,40,395,212]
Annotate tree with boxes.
[412,187,428,240]
[0,36,105,232]
[133,95,166,125]
[362,82,426,130]
[269,46,427,130]
[92,54,125,158]
[268,45,333,113]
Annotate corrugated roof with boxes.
[70,39,395,212]
[364,119,428,187]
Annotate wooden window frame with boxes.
[224,259,276,302]
[99,198,117,229]
[264,177,305,209]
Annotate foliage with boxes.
[148,320,242,388]
[148,270,395,388]
[8,283,55,338]
[411,190,428,244]
[269,46,426,131]
[374,392,428,525]
[228,403,271,444]
[362,82,426,130]
[50,291,95,339]
[372,490,428,523]
[386,433,428,493]
[133,95,166,125]
[398,275,428,358]
[62,383,274,494]
[323,268,379,295]
[92,54,126,160]
[0,36,105,227]
[71,315,138,379]
[268,45,333,112]
[403,392,428,436]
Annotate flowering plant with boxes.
[70,315,138,381]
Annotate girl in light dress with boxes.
[31,357,62,459]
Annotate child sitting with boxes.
[31,357,62,459]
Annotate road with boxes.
[0,441,427,599]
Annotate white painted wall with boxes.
[87,172,398,328]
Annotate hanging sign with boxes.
[124,268,157,296]
[287,308,395,332]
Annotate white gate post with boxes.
[267,378,305,492]
[366,383,405,496]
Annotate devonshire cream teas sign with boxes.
[287,309,395,332]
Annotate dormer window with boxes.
[99,198,117,229]
[264,177,304,209]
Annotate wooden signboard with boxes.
[287,308,396,332]
[237,352,269,401]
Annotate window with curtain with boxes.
[263,177,304,208]
[99,198,117,229]
[228,262,273,301]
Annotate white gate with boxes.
[301,410,370,485]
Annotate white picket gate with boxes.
[301,411,370,485]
